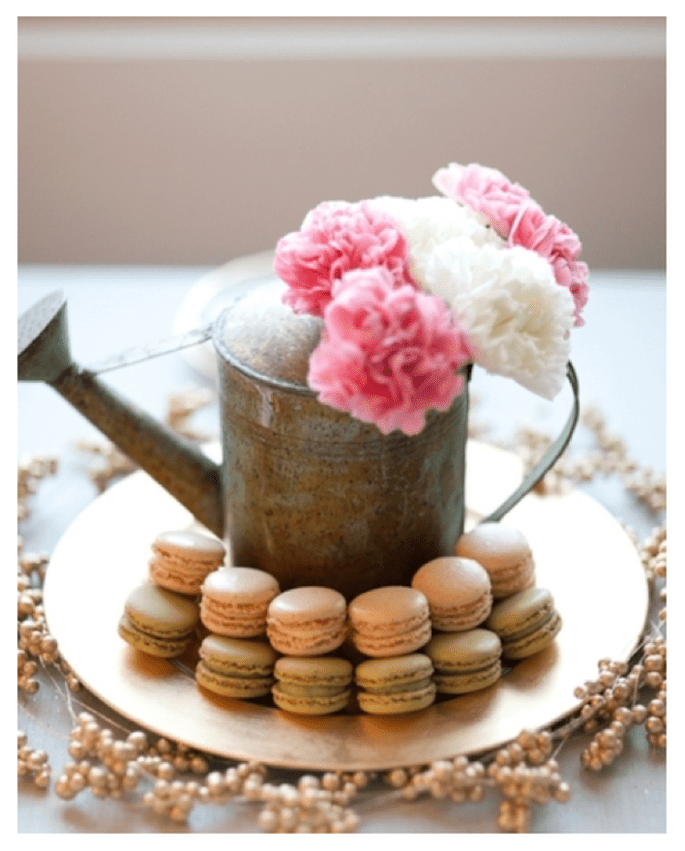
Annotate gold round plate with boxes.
[43,441,648,771]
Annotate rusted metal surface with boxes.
[215,279,468,599]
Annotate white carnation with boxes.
[372,195,503,275]
[422,241,575,399]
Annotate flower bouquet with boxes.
[273,163,588,436]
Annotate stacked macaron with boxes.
[118,583,200,658]
[196,634,278,699]
[425,629,502,694]
[194,565,281,699]
[272,656,353,715]
[266,586,348,656]
[486,587,562,660]
[119,528,224,659]
[200,566,280,637]
[348,586,432,658]
[149,530,226,595]
[355,654,436,715]
[411,557,493,632]
[408,556,502,696]
[455,522,535,599]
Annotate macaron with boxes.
[200,566,280,637]
[118,583,199,658]
[195,634,278,699]
[272,656,353,715]
[411,557,492,632]
[425,628,502,694]
[348,586,432,658]
[455,522,536,598]
[148,529,226,595]
[486,586,562,659]
[266,587,348,656]
[355,653,437,715]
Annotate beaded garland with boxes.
[18,388,666,833]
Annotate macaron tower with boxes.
[265,588,352,714]
[348,586,436,714]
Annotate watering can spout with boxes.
[18,291,224,538]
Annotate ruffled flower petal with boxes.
[432,162,530,237]
[420,241,574,399]
[308,266,472,435]
[273,200,415,317]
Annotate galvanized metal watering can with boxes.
[18,277,579,599]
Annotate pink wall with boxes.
[18,18,665,269]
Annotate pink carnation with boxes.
[432,162,530,237]
[308,266,472,435]
[274,200,415,317]
[509,202,589,326]
[434,162,589,326]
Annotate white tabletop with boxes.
[17,265,666,833]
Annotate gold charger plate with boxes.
[43,441,648,771]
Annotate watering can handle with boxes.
[481,361,580,524]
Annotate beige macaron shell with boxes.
[153,529,226,563]
[267,586,347,624]
[199,634,278,675]
[201,566,280,605]
[411,557,492,631]
[267,621,348,656]
[351,619,432,658]
[355,653,433,691]
[274,655,353,688]
[348,586,429,632]
[124,583,199,637]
